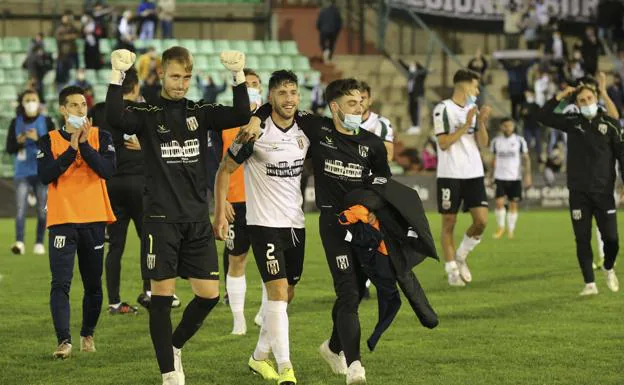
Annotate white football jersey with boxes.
[490,133,528,181]
[360,112,394,143]
[228,117,310,228]
[433,99,484,179]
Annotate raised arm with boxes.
[537,87,578,132]
[37,133,78,185]
[598,72,620,120]
[106,50,144,134]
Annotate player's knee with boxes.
[442,215,457,231]
[228,254,247,276]
[336,288,360,312]
[287,285,295,303]
[266,280,289,301]
[473,217,488,233]
[51,278,71,293]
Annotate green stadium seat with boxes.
[3,37,23,53]
[258,71,271,85]
[98,70,110,84]
[276,56,293,69]
[44,37,57,54]
[206,56,222,70]
[0,53,14,69]
[93,85,108,103]
[214,40,230,52]
[248,41,265,55]
[179,39,198,53]
[5,69,27,85]
[245,55,259,70]
[13,53,27,69]
[197,40,215,55]
[194,55,210,71]
[0,69,5,84]
[99,39,112,54]
[264,41,281,55]
[162,39,180,50]
[43,71,55,86]
[0,85,18,101]
[292,56,311,71]
[229,41,247,52]
[280,41,299,56]
[258,56,276,70]
[84,69,98,85]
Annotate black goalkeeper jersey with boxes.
[255,105,391,212]
[105,84,251,223]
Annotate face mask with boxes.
[67,114,87,129]
[247,88,262,106]
[23,101,39,115]
[580,103,598,118]
[77,74,85,81]
[467,94,477,106]
[338,107,362,131]
[526,96,535,103]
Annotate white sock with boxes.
[596,227,605,258]
[495,208,506,229]
[456,234,481,261]
[445,261,459,275]
[266,300,291,372]
[254,321,271,361]
[226,275,247,332]
[109,302,121,309]
[259,282,267,313]
[507,212,518,233]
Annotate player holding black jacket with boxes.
[105,47,251,385]
[248,78,390,385]
[537,84,622,296]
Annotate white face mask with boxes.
[338,107,362,131]
[67,114,87,129]
[580,103,598,119]
[23,101,39,116]
[247,88,262,107]
[526,96,535,103]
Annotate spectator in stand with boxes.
[82,14,102,70]
[564,55,585,84]
[303,75,327,115]
[395,148,423,175]
[535,0,551,43]
[398,57,430,133]
[503,0,524,50]
[544,28,568,78]
[4,90,56,256]
[543,144,564,187]
[597,0,624,52]
[579,26,600,76]
[158,0,175,39]
[500,59,533,120]
[116,10,135,51]
[136,46,161,81]
[421,138,438,173]
[316,0,342,62]
[607,72,624,119]
[137,0,158,41]
[72,69,95,108]
[616,50,624,84]
[92,2,113,39]
[140,70,161,103]
[521,4,540,50]
[197,74,227,104]
[468,49,488,105]
[534,69,556,107]
[520,89,541,158]
[25,34,53,103]
[55,11,81,91]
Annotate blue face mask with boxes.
[247,88,262,107]
[467,94,477,106]
[66,114,87,129]
[339,108,362,131]
[580,103,598,119]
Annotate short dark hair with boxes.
[122,66,139,95]
[359,81,371,97]
[59,85,85,106]
[162,46,193,72]
[268,70,298,90]
[244,68,261,83]
[453,69,480,84]
[326,78,362,103]
[500,117,514,125]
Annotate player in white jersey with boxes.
[433,69,491,287]
[489,118,531,239]
[214,70,307,385]
[359,81,394,161]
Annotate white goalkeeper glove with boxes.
[220,50,246,86]
[110,49,137,85]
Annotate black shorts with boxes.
[141,221,219,281]
[437,177,488,214]
[248,225,305,286]
[495,179,522,201]
[224,203,251,256]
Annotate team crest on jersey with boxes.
[358,145,369,158]
[598,124,608,135]
[572,209,582,220]
[297,136,305,149]
[336,255,349,270]
[54,236,66,249]
[147,253,156,270]
[186,116,199,132]
[267,260,280,275]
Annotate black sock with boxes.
[172,296,219,349]
[149,295,174,374]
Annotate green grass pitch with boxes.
[0,212,622,385]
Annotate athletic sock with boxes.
[265,300,291,372]
[495,208,506,229]
[507,212,518,233]
[456,233,481,261]
[149,295,174,374]
[172,296,219,349]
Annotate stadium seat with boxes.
[93,85,108,103]
[214,40,230,52]
[84,69,98,85]
[258,71,271,85]
[276,56,293,69]
[44,37,57,55]
[3,37,24,53]
[5,69,27,85]
[197,40,215,55]
[194,55,210,71]
[229,40,248,53]
[179,39,198,52]
[292,56,311,71]
[206,55,222,70]
[0,69,5,84]
[248,41,265,55]
[245,55,260,70]
[162,39,180,50]
[0,85,18,101]
[258,56,277,70]
[97,70,110,84]
[99,39,112,55]
[43,71,55,86]
[13,53,27,69]
[264,41,281,55]
[280,41,299,55]
[0,53,14,69]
